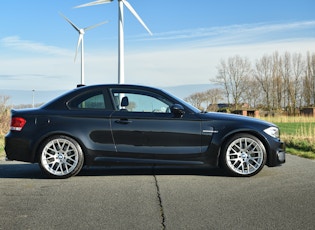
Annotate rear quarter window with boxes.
[68,90,106,110]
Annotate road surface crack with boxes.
[153,174,166,230]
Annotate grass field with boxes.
[263,116,315,135]
[262,116,315,159]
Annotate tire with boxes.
[38,135,84,179]
[221,133,266,177]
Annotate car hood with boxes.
[199,112,276,128]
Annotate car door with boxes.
[109,88,203,164]
[66,89,116,156]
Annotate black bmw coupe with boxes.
[5,84,285,178]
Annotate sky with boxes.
[1,0,315,96]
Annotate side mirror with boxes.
[170,104,185,118]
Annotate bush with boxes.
[0,95,11,136]
[284,137,315,153]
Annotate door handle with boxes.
[115,119,132,124]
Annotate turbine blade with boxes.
[75,34,83,62]
[84,21,109,31]
[122,0,152,35]
[75,0,113,8]
[59,12,80,32]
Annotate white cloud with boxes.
[0,36,72,56]
[137,20,315,48]
[1,21,315,92]
[123,38,315,87]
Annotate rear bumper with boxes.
[5,134,35,163]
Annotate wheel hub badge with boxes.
[241,152,249,162]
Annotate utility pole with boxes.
[32,90,35,108]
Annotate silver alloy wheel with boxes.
[225,137,265,175]
[41,137,80,177]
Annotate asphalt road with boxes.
[0,154,314,230]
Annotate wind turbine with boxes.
[59,12,108,85]
[75,0,152,84]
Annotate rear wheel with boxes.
[221,133,266,177]
[38,135,84,179]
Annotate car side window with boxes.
[68,90,106,109]
[112,91,171,113]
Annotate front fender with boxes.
[209,128,272,167]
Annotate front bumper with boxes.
[267,140,286,167]
[277,148,286,164]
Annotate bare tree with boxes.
[184,92,206,110]
[281,52,293,113]
[216,55,252,110]
[204,88,224,111]
[214,51,315,113]
[204,88,224,105]
[271,52,284,110]
[254,54,274,110]
[303,52,315,106]
[291,53,305,114]
[241,79,262,108]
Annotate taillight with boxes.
[10,117,27,131]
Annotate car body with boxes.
[5,84,285,178]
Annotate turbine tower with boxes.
[60,12,108,85]
[75,0,152,84]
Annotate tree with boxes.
[271,52,283,110]
[204,88,224,111]
[303,52,315,106]
[184,88,224,111]
[216,55,252,110]
[184,92,206,110]
[241,79,262,108]
[291,53,305,114]
[213,51,315,114]
[254,54,274,110]
[281,52,293,113]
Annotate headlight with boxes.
[264,127,280,138]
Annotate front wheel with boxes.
[38,135,84,179]
[221,133,266,177]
